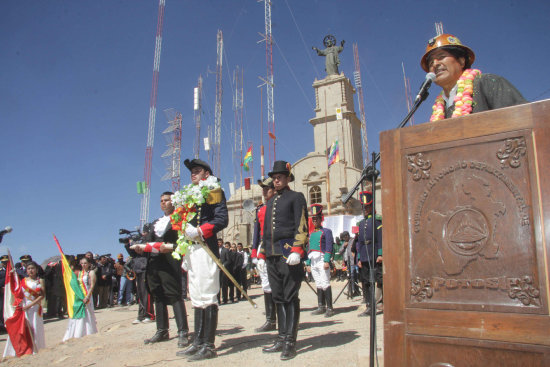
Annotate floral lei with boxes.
[430,68,482,121]
[170,175,221,259]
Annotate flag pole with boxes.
[324,91,331,215]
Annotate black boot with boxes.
[188,305,218,361]
[172,299,190,347]
[144,302,169,344]
[324,287,334,318]
[263,302,286,353]
[281,299,300,360]
[177,308,204,357]
[361,282,369,303]
[256,293,276,332]
[311,289,326,315]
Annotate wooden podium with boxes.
[380,100,550,366]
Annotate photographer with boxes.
[123,229,154,323]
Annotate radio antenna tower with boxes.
[233,67,244,186]
[352,43,369,166]
[193,75,203,159]
[161,109,182,191]
[214,30,224,177]
[258,0,276,168]
[140,0,165,229]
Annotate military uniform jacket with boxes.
[262,187,308,258]
[306,227,334,264]
[356,215,382,263]
[251,204,267,260]
[188,188,229,257]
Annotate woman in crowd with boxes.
[3,262,46,356]
[63,256,98,341]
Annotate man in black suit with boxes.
[232,243,244,301]
[133,192,190,348]
[219,241,233,303]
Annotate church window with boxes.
[309,185,322,204]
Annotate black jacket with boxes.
[262,187,308,257]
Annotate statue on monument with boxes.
[313,34,345,76]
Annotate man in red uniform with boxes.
[251,177,276,332]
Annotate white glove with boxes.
[185,224,202,241]
[181,257,189,272]
[257,259,266,273]
[252,257,258,265]
[286,252,301,266]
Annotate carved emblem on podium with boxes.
[407,153,431,181]
[427,175,504,275]
[509,276,540,306]
[496,137,526,168]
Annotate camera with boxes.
[118,228,142,244]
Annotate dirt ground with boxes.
[0,280,384,367]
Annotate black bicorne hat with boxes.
[184,158,213,175]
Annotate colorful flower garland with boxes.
[430,68,482,122]
[170,175,221,259]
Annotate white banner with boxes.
[323,215,363,237]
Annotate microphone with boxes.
[0,226,12,243]
[0,226,12,235]
[414,72,436,103]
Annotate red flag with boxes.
[4,252,34,357]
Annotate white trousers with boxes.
[311,255,331,290]
[259,261,272,293]
[184,244,220,308]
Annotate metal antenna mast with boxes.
[193,75,203,159]
[140,0,165,229]
[402,62,414,125]
[233,67,244,186]
[435,22,444,35]
[258,0,275,168]
[161,108,182,192]
[353,43,369,167]
[214,30,224,177]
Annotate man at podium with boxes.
[420,33,526,121]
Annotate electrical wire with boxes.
[283,0,321,78]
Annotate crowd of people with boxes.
[0,32,528,361]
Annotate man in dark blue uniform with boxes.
[355,191,383,317]
[261,161,308,361]
[177,158,228,361]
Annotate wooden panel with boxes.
[404,128,546,313]
[406,308,550,345]
[381,100,550,366]
[381,124,406,366]
[406,334,549,367]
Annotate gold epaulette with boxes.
[206,188,222,204]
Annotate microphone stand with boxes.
[342,87,431,367]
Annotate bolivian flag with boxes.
[53,235,86,319]
[243,145,253,171]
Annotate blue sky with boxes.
[1,0,549,264]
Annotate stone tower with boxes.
[309,74,363,170]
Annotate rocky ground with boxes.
[0,280,384,366]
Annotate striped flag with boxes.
[243,145,253,171]
[4,250,34,356]
[53,235,86,319]
[328,139,340,167]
